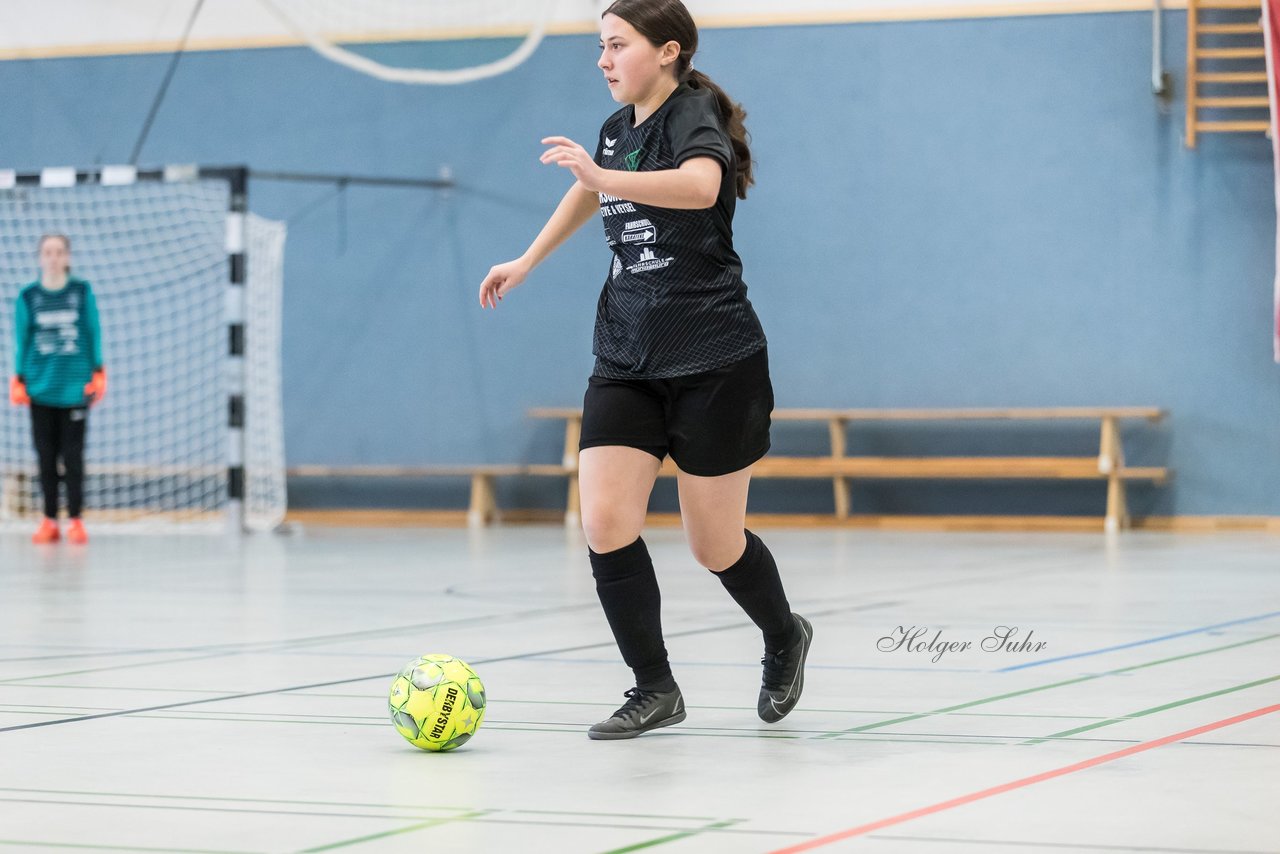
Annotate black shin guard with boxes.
[589,537,675,692]
[713,530,797,654]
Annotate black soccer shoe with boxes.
[587,686,686,740]
[758,613,813,723]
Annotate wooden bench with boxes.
[529,407,1170,531]
[286,464,568,526]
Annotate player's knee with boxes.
[686,524,747,571]
[688,532,744,572]
[581,504,642,554]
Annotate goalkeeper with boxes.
[9,234,106,545]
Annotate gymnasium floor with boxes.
[0,525,1276,853]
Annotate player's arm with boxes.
[521,180,601,269]
[83,287,106,405]
[479,181,598,308]
[85,287,104,371]
[540,136,721,210]
[593,159,720,210]
[9,295,30,406]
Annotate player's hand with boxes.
[9,376,29,407]
[84,368,106,406]
[540,137,604,192]
[479,258,531,309]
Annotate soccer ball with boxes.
[388,654,486,751]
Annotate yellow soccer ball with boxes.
[388,654,486,752]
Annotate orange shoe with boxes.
[32,518,60,544]
[66,518,88,545]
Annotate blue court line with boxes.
[996,610,1280,672]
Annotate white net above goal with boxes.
[0,169,287,532]
[259,0,559,85]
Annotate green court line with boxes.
[116,708,1162,747]
[449,817,800,837]
[0,706,288,721]
[1,599,896,683]
[0,841,258,854]
[0,796,469,824]
[510,807,730,821]
[486,720,1010,741]
[0,798,787,838]
[871,833,1279,853]
[0,651,245,684]
[821,737,1001,746]
[23,706,1234,749]
[0,703,117,711]
[814,632,1280,739]
[0,602,601,679]
[489,725,997,746]
[837,727,1280,748]
[0,603,597,665]
[14,708,1264,748]
[0,683,229,695]
[1021,674,1280,745]
[0,709,381,724]
[487,724,796,739]
[422,697,1111,720]
[297,810,493,852]
[0,786,726,822]
[149,709,383,721]
[135,714,385,726]
[124,697,1112,724]
[599,819,743,853]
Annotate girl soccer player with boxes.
[479,0,812,739]
[9,234,107,544]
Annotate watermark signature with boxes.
[877,625,1047,663]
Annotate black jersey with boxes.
[590,82,766,379]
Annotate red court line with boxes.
[769,703,1280,854]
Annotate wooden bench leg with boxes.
[1105,473,1130,533]
[1098,416,1121,474]
[563,418,581,470]
[1099,416,1129,532]
[468,474,496,527]
[563,418,582,528]
[834,478,850,521]
[828,417,849,520]
[566,473,581,529]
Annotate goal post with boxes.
[0,164,287,532]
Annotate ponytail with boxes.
[682,68,754,200]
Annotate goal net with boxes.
[0,167,287,532]
[260,0,558,85]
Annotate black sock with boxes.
[589,537,676,693]
[713,530,797,654]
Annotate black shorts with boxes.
[579,346,773,477]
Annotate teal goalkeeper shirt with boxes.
[13,277,103,408]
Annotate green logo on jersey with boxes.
[623,147,644,171]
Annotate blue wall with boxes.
[1,11,1276,516]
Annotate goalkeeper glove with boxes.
[84,368,107,406]
[9,376,29,406]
